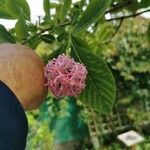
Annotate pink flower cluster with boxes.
[44,54,87,98]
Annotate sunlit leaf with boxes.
[60,0,72,22]
[43,0,50,17]
[6,0,31,20]
[74,0,111,33]
[15,12,28,40]
[0,7,14,19]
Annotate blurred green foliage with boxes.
[26,110,54,150]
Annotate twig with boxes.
[103,9,150,44]
[22,22,71,44]
[106,9,150,21]
[22,8,150,44]
[105,0,133,14]
[103,19,123,44]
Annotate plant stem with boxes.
[22,22,71,44]
[22,8,150,44]
[106,9,150,21]
[105,0,133,14]
[104,19,124,44]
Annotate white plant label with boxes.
[117,130,144,147]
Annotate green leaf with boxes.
[0,24,15,43]
[0,1,14,19]
[43,0,50,17]
[74,0,111,33]
[139,0,150,9]
[71,36,116,113]
[40,34,55,43]
[57,32,68,42]
[125,0,139,12]
[15,12,28,40]
[79,0,86,10]
[54,27,67,34]
[6,0,31,20]
[70,35,91,51]
[0,7,14,19]
[28,36,41,49]
[47,42,68,61]
[71,2,81,26]
[148,24,150,44]
[60,0,72,22]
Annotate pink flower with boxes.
[44,54,88,98]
